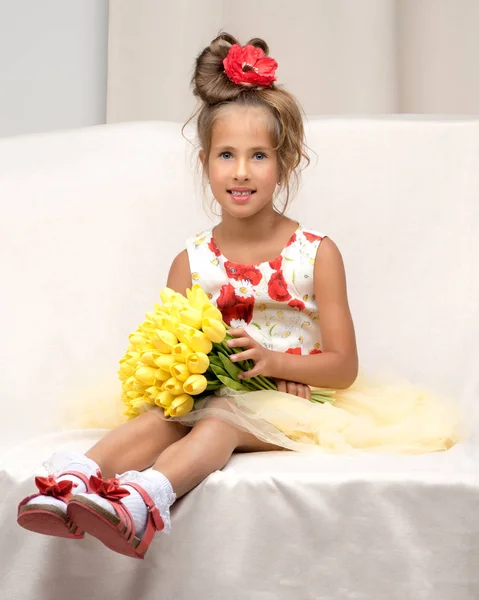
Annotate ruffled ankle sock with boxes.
[26,451,100,511]
[79,469,176,537]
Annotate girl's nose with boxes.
[234,158,250,180]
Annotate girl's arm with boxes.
[166,250,193,295]
[228,238,359,390]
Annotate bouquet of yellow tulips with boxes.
[119,285,335,420]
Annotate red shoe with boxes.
[67,474,165,559]
[17,471,94,539]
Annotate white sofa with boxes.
[1,117,478,600]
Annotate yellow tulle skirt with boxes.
[169,369,468,455]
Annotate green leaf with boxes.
[269,324,277,335]
[250,322,262,329]
[206,381,223,391]
[292,269,296,284]
[217,375,246,392]
[284,257,294,261]
[208,355,224,368]
[218,352,242,380]
[210,364,228,379]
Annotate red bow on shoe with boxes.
[89,474,130,501]
[35,476,75,501]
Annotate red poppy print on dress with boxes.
[288,299,305,311]
[208,238,221,257]
[285,347,302,355]
[268,270,292,302]
[285,233,297,247]
[217,283,255,326]
[269,256,283,270]
[309,349,323,355]
[303,232,323,243]
[224,262,262,286]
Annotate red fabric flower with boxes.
[286,347,302,355]
[223,44,277,87]
[35,476,74,501]
[217,283,255,325]
[304,232,323,243]
[268,270,292,302]
[208,237,221,257]
[310,349,323,355]
[269,256,283,270]
[224,261,262,286]
[288,299,305,311]
[89,475,130,502]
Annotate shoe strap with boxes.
[123,481,165,556]
[60,470,95,493]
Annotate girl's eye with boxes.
[253,152,266,160]
[220,152,233,159]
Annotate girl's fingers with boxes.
[297,384,311,400]
[239,364,262,379]
[286,381,297,397]
[230,348,256,363]
[226,337,252,349]
[275,379,287,393]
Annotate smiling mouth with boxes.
[227,190,256,197]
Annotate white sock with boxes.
[77,469,176,537]
[26,452,100,512]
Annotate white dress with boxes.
[173,224,466,455]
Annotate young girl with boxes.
[17,32,465,560]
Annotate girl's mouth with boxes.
[228,190,256,203]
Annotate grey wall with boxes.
[0,0,108,138]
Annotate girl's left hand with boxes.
[226,328,275,379]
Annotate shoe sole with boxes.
[67,497,144,559]
[17,504,84,539]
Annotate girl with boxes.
[17,33,464,560]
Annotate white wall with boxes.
[0,0,108,138]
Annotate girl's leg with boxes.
[86,408,189,478]
[154,415,283,498]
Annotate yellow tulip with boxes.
[202,317,226,343]
[124,375,136,389]
[125,352,140,366]
[172,343,192,363]
[189,331,213,354]
[155,354,176,370]
[129,398,151,414]
[186,352,209,374]
[169,394,194,417]
[140,351,160,368]
[155,390,174,408]
[133,381,147,392]
[145,386,160,401]
[126,390,141,399]
[162,377,184,396]
[129,333,148,349]
[186,284,211,312]
[119,362,134,378]
[160,287,182,305]
[155,368,171,382]
[152,330,178,353]
[154,314,179,334]
[183,374,207,395]
[135,366,157,386]
[175,324,197,346]
[203,305,223,321]
[170,363,190,382]
[179,307,203,329]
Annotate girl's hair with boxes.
[184,32,310,214]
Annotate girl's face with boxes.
[205,106,279,219]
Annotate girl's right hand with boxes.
[274,379,311,400]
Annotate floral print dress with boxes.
[185,224,327,355]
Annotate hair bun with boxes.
[192,32,271,105]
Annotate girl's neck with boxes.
[214,208,293,246]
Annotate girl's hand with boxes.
[226,328,275,379]
[274,379,312,400]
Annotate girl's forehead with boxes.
[211,106,275,146]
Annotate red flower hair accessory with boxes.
[223,44,278,87]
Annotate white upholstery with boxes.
[1,118,478,599]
